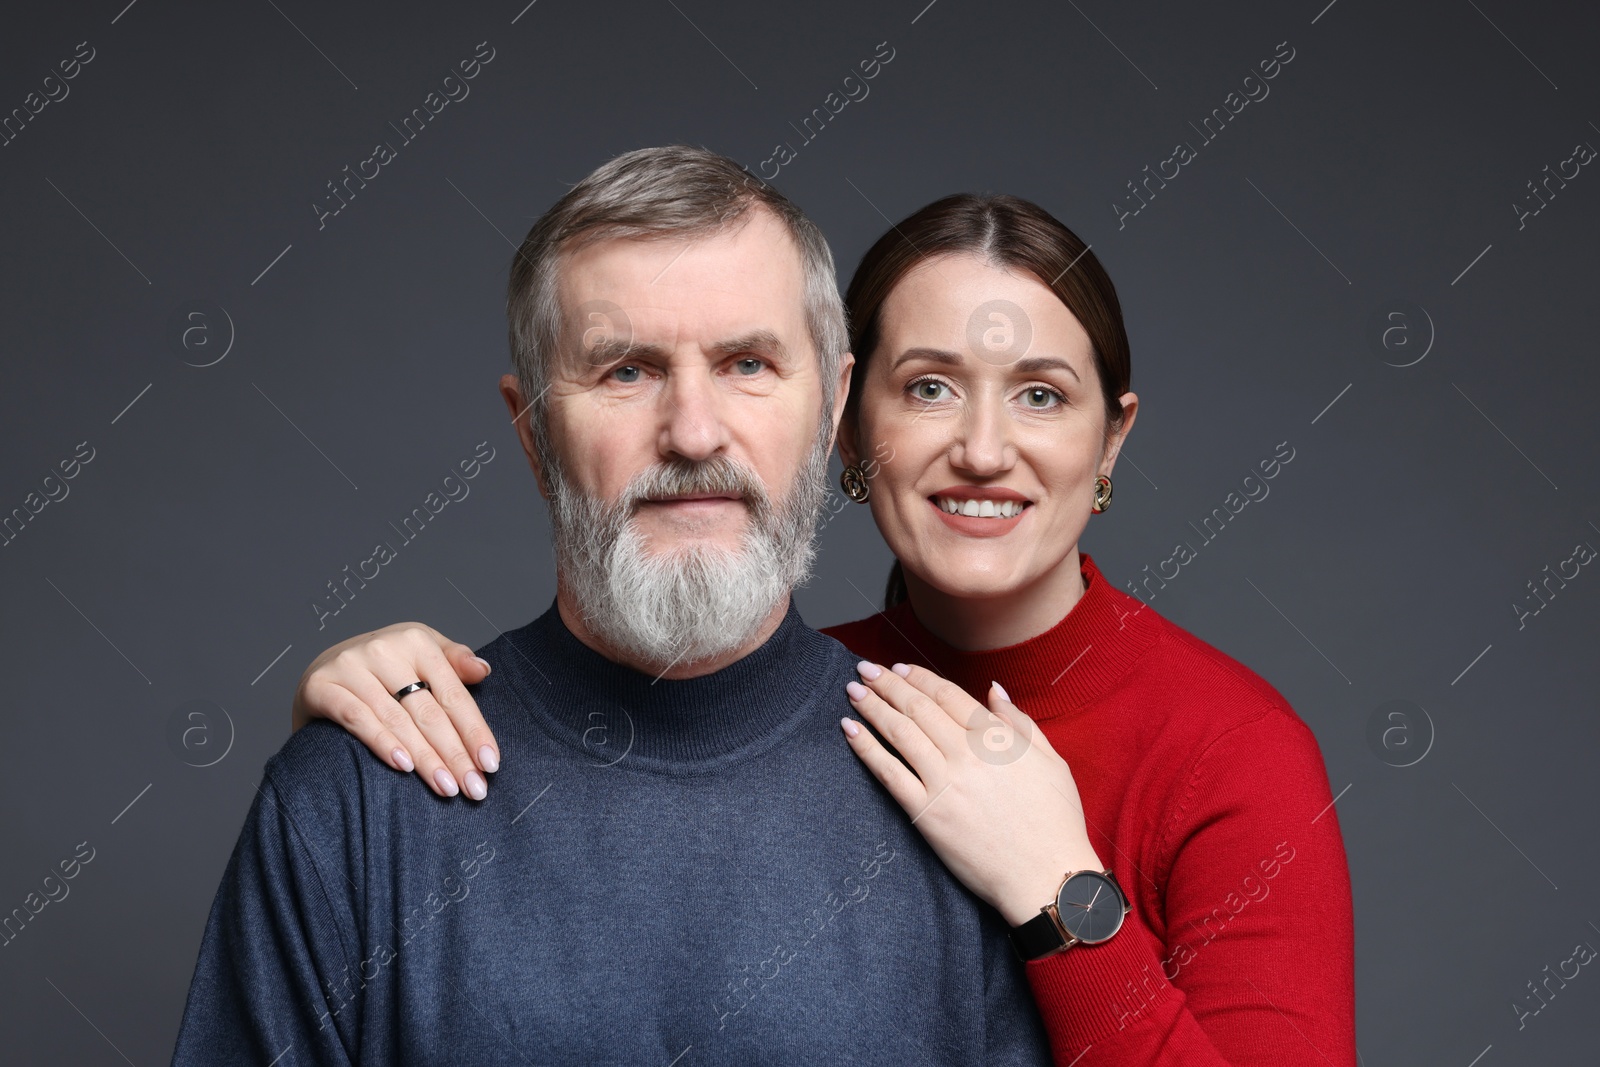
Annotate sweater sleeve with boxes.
[980,901,1055,1062]
[1020,708,1356,1066]
[170,769,362,1066]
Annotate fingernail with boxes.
[393,748,414,772]
[992,680,1011,703]
[891,663,911,677]
[434,768,460,797]
[464,771,487,801]
[846,680,870,700]
[473,656,492,675]
[479,746,499,773]
[840,717,860,737]
[856,660,882,680]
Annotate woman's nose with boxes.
[950,401,1014,475]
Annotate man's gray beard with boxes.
[546,441,829,672]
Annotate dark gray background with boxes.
[2,0,1597,1062]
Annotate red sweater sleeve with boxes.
[1022,707,1356,1066]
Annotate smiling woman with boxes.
[837,195,1132,631]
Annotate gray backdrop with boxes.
[2,0,1597,1062]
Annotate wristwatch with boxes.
[1008,869,1131,962]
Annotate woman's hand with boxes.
[840,661,1104,927]
[291,623,499,800]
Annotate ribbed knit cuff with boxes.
[1024,919,1176,1045]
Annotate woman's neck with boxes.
[902,546,1088,651]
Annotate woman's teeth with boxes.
[934,496,1026,519]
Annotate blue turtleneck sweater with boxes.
[171,601,1052,1065]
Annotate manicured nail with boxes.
[392,748,414,772]
[856,660,883,680]
[434,768,460,797]
[846,680,870,700]
[992,681,1011,703]
[473,656,492,675]
[463,771,487,800]
[891,663,911,677]
[479,746,499,773]
[840,717,860,737]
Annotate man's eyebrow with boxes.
[709,330,786,357]
[888,347,1081,382]
[580,331,788,366]
[584,336,667,364]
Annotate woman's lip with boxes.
[927,496,1028,538]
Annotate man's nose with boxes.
[659,368,731,462]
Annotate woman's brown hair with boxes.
[841,193,1132,608]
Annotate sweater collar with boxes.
[499,597,834,767]
[875,552,1160,719]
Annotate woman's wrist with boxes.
[995,844,1106,927]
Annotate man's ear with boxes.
[831,352,859,466]
[499,373,552,499]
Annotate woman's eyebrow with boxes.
[890,347,962,370]
[1013,355,1081,381]
[889,347,1083,382]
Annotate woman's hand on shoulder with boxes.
[841,662,1103,927]
[291,622,499,801]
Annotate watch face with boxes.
[1055,872,1124,944]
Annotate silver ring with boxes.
[393,680,430,701]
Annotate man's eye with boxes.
[734,357,765,375]
[910,378,952,402]
[1021,386,1062,409]
[612,365,642,383]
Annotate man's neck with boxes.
[554,585,793,679]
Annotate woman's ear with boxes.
[836,407,862,469]
[1100,391,1139,472]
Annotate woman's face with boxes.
[843,253,1135,602]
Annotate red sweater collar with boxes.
[868,552,1162,719]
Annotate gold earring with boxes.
[840,464,871,503]
[1091,474,1113,513]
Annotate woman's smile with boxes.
[927,486,1033,537]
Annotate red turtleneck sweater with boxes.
[822,551,1356,1066]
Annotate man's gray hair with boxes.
[505,145,848,469]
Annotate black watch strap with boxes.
[1009,910,1071,962]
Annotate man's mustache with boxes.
[624,457,773,516]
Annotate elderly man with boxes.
[171,146,1051,1065]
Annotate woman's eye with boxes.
[1021,386,1062,409]
[911,379,952,402]
[734,357,765,376]
[612,365,642,383]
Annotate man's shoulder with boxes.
[801,621,862,671]
[255,718,396,848]
[268,716,380,784]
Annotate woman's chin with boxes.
[902,554,1038,603]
